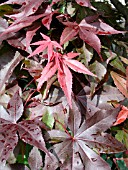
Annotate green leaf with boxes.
[116,160,128,170]
[115,130,128,149]
[110,57,126,73]
[17,155,28,165]
[0,5,13,16]
[42,109,54,129]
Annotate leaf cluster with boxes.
[0,0,128,169]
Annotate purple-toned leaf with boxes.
[0,126,18,165]
[0,14,44,39]
[47,130,69,140]
[0,17,8,31]
[0,105,11,121]
[7,90,23,123]
[18,120,49,155]
[79,28,101,56]
[80,18,125,35]
[78,140,111,170]
[42,11,54,30]
[1,0,28,5]
[0,51,23,92]
[28,146,43,170]
[91,20,125,35]
[29,104,47,120]
[2,0,45,17]
[44,152,59,170]
[76,84,125,114]
[89,61,107,81]
[26,23,41,49]
[68,100,81,135]
[7,34,28,52]
[48,101,126,169]
[60,27,78,45]
[0,17,8,45]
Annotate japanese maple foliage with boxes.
[60,18,124,57]
[47,100,126,170]
[0,0,127,169]
[28,33,62,61]
[36,51,96,107]
[0,90,49,165]
[114,106,128,125]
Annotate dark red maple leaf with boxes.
[41,5,57,30]
[60,17,125,58]
[47,100,126,170]
[26,23,41,50]
[36,51,96,107]
[0,90,49,165]
[0,0,49,49]
[27,146,43,170]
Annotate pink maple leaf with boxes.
[37,52,96,107]
[28,33,62,62]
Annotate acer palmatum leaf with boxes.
[60,18,124,58]
[18,120,49,155]
[28,146,43,170]
[28,33,62,62]
[1,0,45,17]
[48,100,126,169]
[79,28,101,57]
[41,6,57,30]
[0,95,50,165]
[0,125,18,165]
[7,90,23,123]
[60,26,78,45]
[79,18,125,35]
[26,23,41,49]
[111,71,128,98]
[37,60,57,91]
[58,64,73,107]
[114,106,128,125]
[37,52,95,107]
[76,85,124,119]
[0,51,23,92]
[44,152,59,170]
[0,14,44,42]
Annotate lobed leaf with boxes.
[7,90,23,123]
[18,120,49,155]
[111,71,128,98]
[48,101,126,169]
[28,146,43,170]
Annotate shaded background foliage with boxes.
[0,0,128,169]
